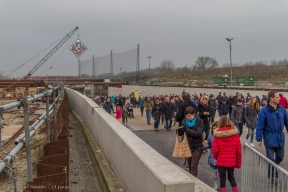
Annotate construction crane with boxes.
[1,26,78,93]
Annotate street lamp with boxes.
[226,38,234,86]
[148,56,151,76]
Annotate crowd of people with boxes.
[93,89,288,192]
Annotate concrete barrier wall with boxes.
[108,85,286,98]
[66,88,215,192]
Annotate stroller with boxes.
[127,106,134,118]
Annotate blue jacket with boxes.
[103,102,114,114]
[256,104,288,148]
[218,103,230,116]
[138,99,145,108]
[204,134,217,166]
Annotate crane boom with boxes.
[0,26,78,94]
[28,26,79,76]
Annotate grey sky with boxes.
[1,0,288,77]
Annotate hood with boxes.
[214,126,238,138]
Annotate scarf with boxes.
[185,117,196,128]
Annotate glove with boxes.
[177,127,186,136]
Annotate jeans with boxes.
[154,119,160,128]
[203,123,210,140]
[210,109,215,123]
[146,110,152,123]
[187,147,203,177]
[140,107,144,115]
[266,147,284,180]
[235,123,243,136]
[246,128,255,143]
[218,166,237,188]
[164,118,172,129]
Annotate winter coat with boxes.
[114,109,122,119]
[122,109,129,118]
[198,102,210,124]
[217,103,230,117]
[216,94,223,103]
[103,102,114,114]
[279,95,287,109]
[208,99,218,110]
[256,103,288,148]
[110,96,115,104]
[244,107,258,128]
[227,97,237,113]
[204,134,217,166]
[138,99,145,108]
[117,99,124,108]
[175,100,198,126]
[152,104,162,120]
[231,105,245,124]
[144,101,154,111]
[130,96,136,105]
[162,102,174,119]
[212,126,242,168]
[181,116,204,151]
[171,103,177,113]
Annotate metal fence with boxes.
[241,143,288,192]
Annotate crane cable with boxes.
[34,32,76,76]
[9,33,70,75]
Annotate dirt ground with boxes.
[69,112,102,192]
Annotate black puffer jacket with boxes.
[162,102,174,119]
[198,102,210,124]
[152,104,162,120]
[180,116,204,151]
[176,100,198,126]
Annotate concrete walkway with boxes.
[116,106,288,191]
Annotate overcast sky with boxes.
[1,0,288,77]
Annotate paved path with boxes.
[116,106,288,191]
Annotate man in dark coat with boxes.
[176,93,198,126]
[162,96,174,131]
[227,94,237,119]
[218,98,230,117]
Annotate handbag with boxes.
[172,131,192,158]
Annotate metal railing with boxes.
[241,143,288,192]
[0,84,65,192]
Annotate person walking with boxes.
[162,96,173,131]
[244,97,260,147]
[256,90,288,184]
[138,97,145,116]
[227,94,237,119]
[122,107,129,126]
[152,99,162,131]
[212,116,242,192]
[144,97,154,125]
[103,97,114,115]
[114,106,122,122]
[217,98,230,117]
[177,106,204,177]
[208,95,218,124]
[203,122,219,190]
[198,96,210,141]
[176,93,198,126]
[231,98,245,137]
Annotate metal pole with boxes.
[78,57,80,77]
[23,96,33,182]
[110,50,113,80]
[230,41,232,86]
[46,92,50,143]
[53,88,56,121]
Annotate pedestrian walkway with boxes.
[118,107,288,191]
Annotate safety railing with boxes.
[0,84,65,192]
[241,143,288,192]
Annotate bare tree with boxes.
[159,59,175,73]
[194,56,219,70]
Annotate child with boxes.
[122,107,129,126]
[203,122,219,190]
[212,116,242,192]
[114,106,122,123]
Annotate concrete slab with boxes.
[1,125,23,141]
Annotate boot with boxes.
[232,186,239,192]
[220,187,226,192]
[213,179,219,190]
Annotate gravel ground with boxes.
[69,112,102,192]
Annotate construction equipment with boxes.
[0,26,78,93]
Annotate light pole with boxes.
[226,38,234,86]
[148,56,151,76]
